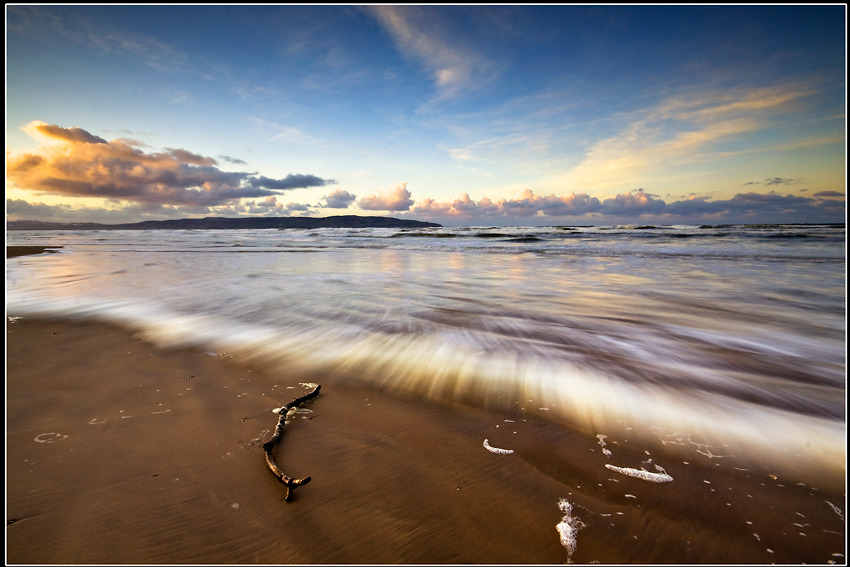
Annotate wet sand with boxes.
[7,316,846,564]
[6,317,578,563]
[6,246,63,258]
[5,236,845,566]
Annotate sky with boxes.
[5,5,847,226]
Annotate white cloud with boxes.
[556,86,819,192]
[368,6,492,98]
[322,189,357,209]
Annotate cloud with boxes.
[248,174,333,190]
[7,121,333,208]
[446,133,543,164]
[408,189,664,219]
[8,7,213,79]
[597,190,667,216]
[359,182,415,211]
[552,86,819,192]
[368,6,491,97]
[170,92,190,105]
[409,189,604,219]
[27,122,108,144]
[6,198,72,218]
[410,189,677,220]
[764,177,801,186]
[411,193,497,217]
[285,202,312,212]
[93,31,204,76]
[6,197,196,223]
[660,191,842,220]
[217,155,248,165]
[165,148,218,166]
[240,196,284,214]
[402,188,843,225]
[322,189,357,209]
[217,196,317,217]
[249,118,316,144]
[270,126,311,142]
[502,189,604,216]
[813,191,845,198]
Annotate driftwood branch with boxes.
[263,384,321,501]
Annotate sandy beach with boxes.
[7,316,583,564]
[7,315,845,564]
[6,244,846,564]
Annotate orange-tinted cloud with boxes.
[404,188,842,224]
[410,189,603,219]
[7,121,332,207]
[32,123,108,144]
[359,182,415,211]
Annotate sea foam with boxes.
[605,463,673,483]
[556,498,585,562]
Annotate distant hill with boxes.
[7,215,442,231]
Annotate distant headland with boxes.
[7,215,442,231]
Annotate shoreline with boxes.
[6,316,846,564]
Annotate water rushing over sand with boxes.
[7,223,846,562]
[7,224,845,488]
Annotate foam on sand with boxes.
[556,498,585,562]
[483,439,513,454]
[605,463,673,483]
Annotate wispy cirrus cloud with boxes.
[745,176,809,187]
[368,6,493,98]
[7,6,214,79]
[7,121,333,208]
[558,86,819,191]
[248,118,317,144]
[443,84,834,197]
[764,177,803,186]
[92,32,210,78]
[445,133,546,164]
[217,155,247,165]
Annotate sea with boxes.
[5,222,847,561]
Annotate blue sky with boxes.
[5,5,846,226]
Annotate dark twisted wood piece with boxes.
[262,384,321,501]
